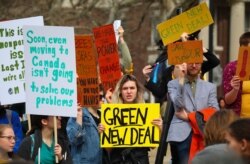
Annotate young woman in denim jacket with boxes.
[67,89,105,164]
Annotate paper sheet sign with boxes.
[101,103,160,148]
[93,24,122,91]
[236,46,250,81]
[113,20,121,44]
[0,16,44,105]
[24,25,77,117]
[168,40,203,65]
[75,35,99,107]
[157,2,213,45]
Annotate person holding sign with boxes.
[17,115,72,164]
[66,86,105,164]
[118,26,133,75]
[167,59,219,164]
[223,32,250,115]
[142,31,220,101]
[99,74,162,164]
[180,32,220,79]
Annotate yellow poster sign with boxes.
[101,103,160,147]
[241,81,250,118]
[236,46,250,81]
[168,40,203,65]
[157,2,214,45]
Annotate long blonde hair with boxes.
[111,74,145,103]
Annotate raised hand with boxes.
[105,88,113,103]
[142,65,153,82]
[180,32,189,42]
[175,108,189,121]
[54,144,63,161]
[98,123,105,134]
[151,118,163,132]
[230,76,241,91]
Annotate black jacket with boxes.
[109,148,149,164]
[17,130,72,164]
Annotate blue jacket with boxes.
[67,108,102,164]
[0,110,23,153]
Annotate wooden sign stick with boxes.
[54,116,58,163]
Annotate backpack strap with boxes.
[6,109,12,125]
[30,134,35,159]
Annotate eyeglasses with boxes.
[0,136,16,141]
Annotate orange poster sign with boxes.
[75,35,99,107]
[167,40,203,65]
[236,46,250,81]
[93,24,121,91]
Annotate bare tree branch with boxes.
[105,0,119,24]
[160,0,198,20]
[69,0,77,9]
[0,0,198,34]
[120,0,142,7]
[129,0,155,33]
[79,0,99,17]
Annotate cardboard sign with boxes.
[241,94,250,118]
[157,3,214,45]
[0,16,44,105]
[75,35,99,107]
[236,46,250,81]
[24,26,77,117]
[168,40,203,65]
[242,81,250,94]
[101,103,160,147]
[93,24,122,91]
[241,81,250,118]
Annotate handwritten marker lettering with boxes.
[239,50,248,78]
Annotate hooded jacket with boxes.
[188,107,216,162]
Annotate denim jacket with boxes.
[67,108,102,164]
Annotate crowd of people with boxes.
[0,19,250,164]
